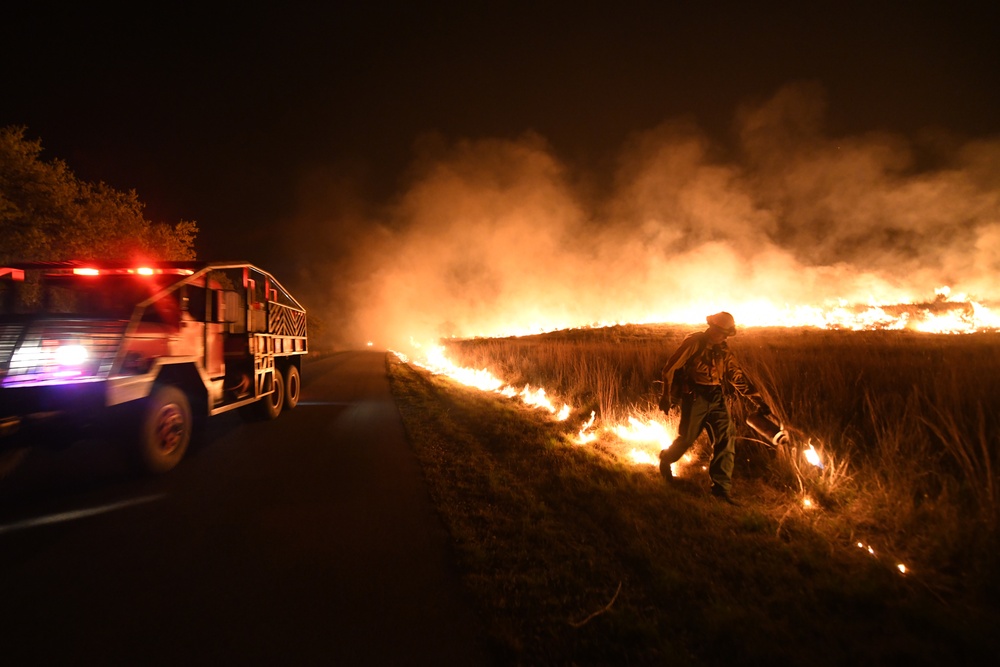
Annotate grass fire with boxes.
[388,317,1000,664]
[300,84,1000,664]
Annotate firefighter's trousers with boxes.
[659,384,736,494]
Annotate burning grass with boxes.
[446,326,1000,579]
[388,326,1000,665]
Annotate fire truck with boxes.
[0,261,307,477]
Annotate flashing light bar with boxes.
[69,267,194,277]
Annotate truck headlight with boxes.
[54,344,89,366]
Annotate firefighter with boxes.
[657,311,771,504]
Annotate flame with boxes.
[803,443,823,468]
[670,293,999,334]
[612,416,675,450]
[517,385,571,419]
[442,289,998,339]
[628,449,659,465]
[417,345,505,392]
[393,290,956,580]
[614,417,671,468]
[576,411,597,444]
[402,346,698,470]
[407,345,573,419]
[397,287,997,485]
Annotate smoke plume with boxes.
[286,82,1000,351]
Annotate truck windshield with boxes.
[0,273,175,319]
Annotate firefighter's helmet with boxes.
[706,311,737,336]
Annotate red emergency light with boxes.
[69,267,194,277]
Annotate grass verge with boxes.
[387,352,999,666]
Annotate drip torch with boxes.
[746,410,789,447]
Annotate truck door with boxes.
[181,283,223,378]
[204,289,225,378]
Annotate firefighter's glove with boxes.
[658,393,672,414]
[756,402,772,417]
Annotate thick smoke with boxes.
[289,83,1000,351]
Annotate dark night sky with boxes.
[3,1,998,277]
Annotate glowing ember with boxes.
[854,540,908,575]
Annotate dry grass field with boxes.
[447,324,1000,580]
[390,325,1000,665]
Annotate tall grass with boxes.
[444,325,1000,598]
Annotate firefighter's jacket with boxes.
[661,330,763,406]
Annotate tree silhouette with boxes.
[0,126,197,263]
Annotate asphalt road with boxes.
[0,351,494,666]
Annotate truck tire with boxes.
[239,368,285,422]
[285,365,301,410]
[260,367,285,419]
[135,384,192,474]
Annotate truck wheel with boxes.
[262,367,285,419]
[239,368,285,422]
[285,365,301,410]
[255,367,284,420]
[135,384,192,474]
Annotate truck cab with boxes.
[0,261,307,476]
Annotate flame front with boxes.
[432,289,998,340]
[400,286,997,479]
[409,345,574,419]
[396,290,996,490]
[404,345,707,475]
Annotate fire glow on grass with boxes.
[394,293,953,579]
[394,289,970,479]
[397,342,837,480]
[395,293,993,496]
[399,344,572,420]
[396,348,921,583]
[399,345,703,477]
